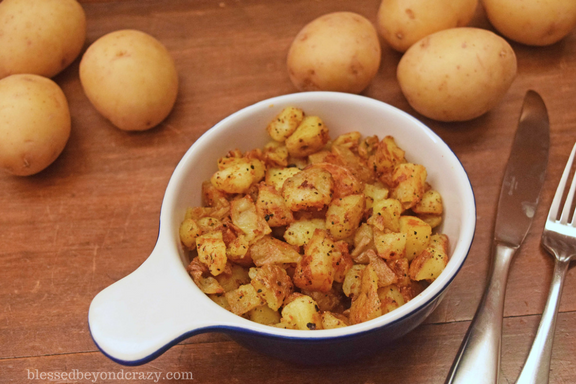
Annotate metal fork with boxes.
[516,142,576,384]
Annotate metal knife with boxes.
[445,90,550,384]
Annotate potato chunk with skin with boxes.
[293,229,341,293]
[391,163,427,210]
[326,194,365,240]
[196,232,228,276]
[310,163,363,199]
[231,195,271,241]
[400,216,432,261]
[367,198,403,232]
[377,285,405,314]
[215,264,251,292]
[266,106,304,142]
[284,218,327,247]
[321,311,349,329]
[370,136,406,182]
[367,250,398,287]
[285,116,329,158]
[187,257,224,295]
[265,166,301,191]
[409,234,449,282]
[280,295,323,330]
[249,235,302,266]
[211,158,265,194]
[349,264,382,325]
[342,264,366,298]
[256,183,294,227]
[225,283,266,316]
[282,167,334,211]
[250,264,294,311]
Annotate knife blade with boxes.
[445,90,550,384]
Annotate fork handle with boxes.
[516,257,570,384]
[446,241,516,384]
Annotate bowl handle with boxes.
[88,235,220,365]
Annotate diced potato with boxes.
[373,228,406,260]
[412,189,443,215]
[282,167,334,211]
[391,163,427,210]
[196,216,224,234]
[225,283,266,316]
[285,116,329,158]
[370,136,406,181]
[409,234,450,282]
[201,180,231,217]
[358,135,379,160]
[301,286,347,313]
[321,311,349,329]
[186,257,225,294]
[332,131,361,150]
[284,218,326,247]
[196,231,228,276]
[231,195,271,241]
[293,229,341,292]
[249,235,302,266]
[330,144,376,184]
[418,213,443,229]
[377,285,405,314]
[399,216,432,261]
[367,198,403,232]
[308,150,331,164]
[310,163,363,199]
[225,235,253,267]
[333,241,354,283]
[364,182,389,210]
[266,106,304,142]
[250,264,294,311]
[256,183,294,227]
[342,264,366,298]
[263,141,289,167]
[179,218,201,249]
[386,258,411,288]
[326,194,365,240]
[349,265,382,325]
[265,166,301,191]
[211,158,265,194]
[209,294,231,311]
[367,250,398,287]
[351,223,376,263]
[248,305,281,325]
[215,264,251,292]
[280,295,323,330]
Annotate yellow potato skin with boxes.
[377,0,477,52]
[287,12,381,94]
[397,27,517,122]
[79,30,178,131]
[482,0,576,46]
[0,74,71,176]
[0,0,86,79]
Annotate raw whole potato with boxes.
[482,0,576,46]
[287,12,381,94]
[79,30,179,131]
[377,0,478,52]
[397,27,517,122]
[0,74,71,176]
[0,0,86,79]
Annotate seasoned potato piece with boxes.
[179,218,202,249]
[225,235,253,267]
[293,229,341,292]
[349,265,382,325]
[282,167,334,211]
[370,136,406,182]
[231,195,271,241]
[373,228,407,260]
[367,250,398,287]
[399,216,432,261]
[248,305,282,325]
[332,131,361,150]
[280,295,323,330]
[265,166,301,191]
[284,218,327,247]
[413,189,443,215]
[358,134,379,160]
[209,294,231,311]
[196,216,225,234]
[263,141,289,167]
[409,234,449,282]
[250,264,294,311]
[308,150,331,164]
[377,285,405,314]
[391,163,427,210]
[342,264,366,298]
[310,163,363,199]
[215,264,251,292]
[351,223,376,263]
[225,283,266,316]
[387,258,411,288]
[187,257,225,295]
[256,183,294,227]
[202,180,230,211]
[330,144,376,184]
[367,198,403,232]
[364,182,389,210]
[211,158,265,194]
[301,286,348,313]
[321,311,349,329]
[249,235,302,266]
[326,194,365,240]
[266,106,304,142]
[196,232,228,276]
[285,116,329,158]
[418,213,443,229]
[333,241,354,283]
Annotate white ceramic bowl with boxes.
[88,91,476,366]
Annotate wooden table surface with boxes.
[1,1,575,383]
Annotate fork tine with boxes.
[554,143,576,223]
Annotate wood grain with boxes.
[1,1,576,383]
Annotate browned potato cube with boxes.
[367,198,403,232]
[332,131,361,150]
[284,218,326,247]
[399,215,432,261]
[256,183,294,227]
[211,158,265,194]
[301,286,348,313]
[263,141,289,167]
[196,231,228,276]
[215,263,251,292]
[377,285,405,314]
[265,166,301,191]
[285,116,329,158]
[249,235,302,266]
[418,213,443,229]
[349,265,382,325]
[342,264,366,298]
[248,305,281,325]
[364,182,389,210]
[187,257,225,295]
[391,163,427,210]
[370,136,406,180]
[280,295,323,330]
[282,167,334,211]
[266,106,304,142]
[321,311,349,329]
[293,229,341,292]
[231,195,271,241]
[326,194,365,240]
[367,250,398,287]
[249,264,294,311]
[409,234,449,282]
[310,163,363,199]
[225,283,266,316]
[373,228,406,260]
[412,189,443,215]
[179,218,201,250]
[386,258,411,288]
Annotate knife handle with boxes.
[445,242,517,384]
